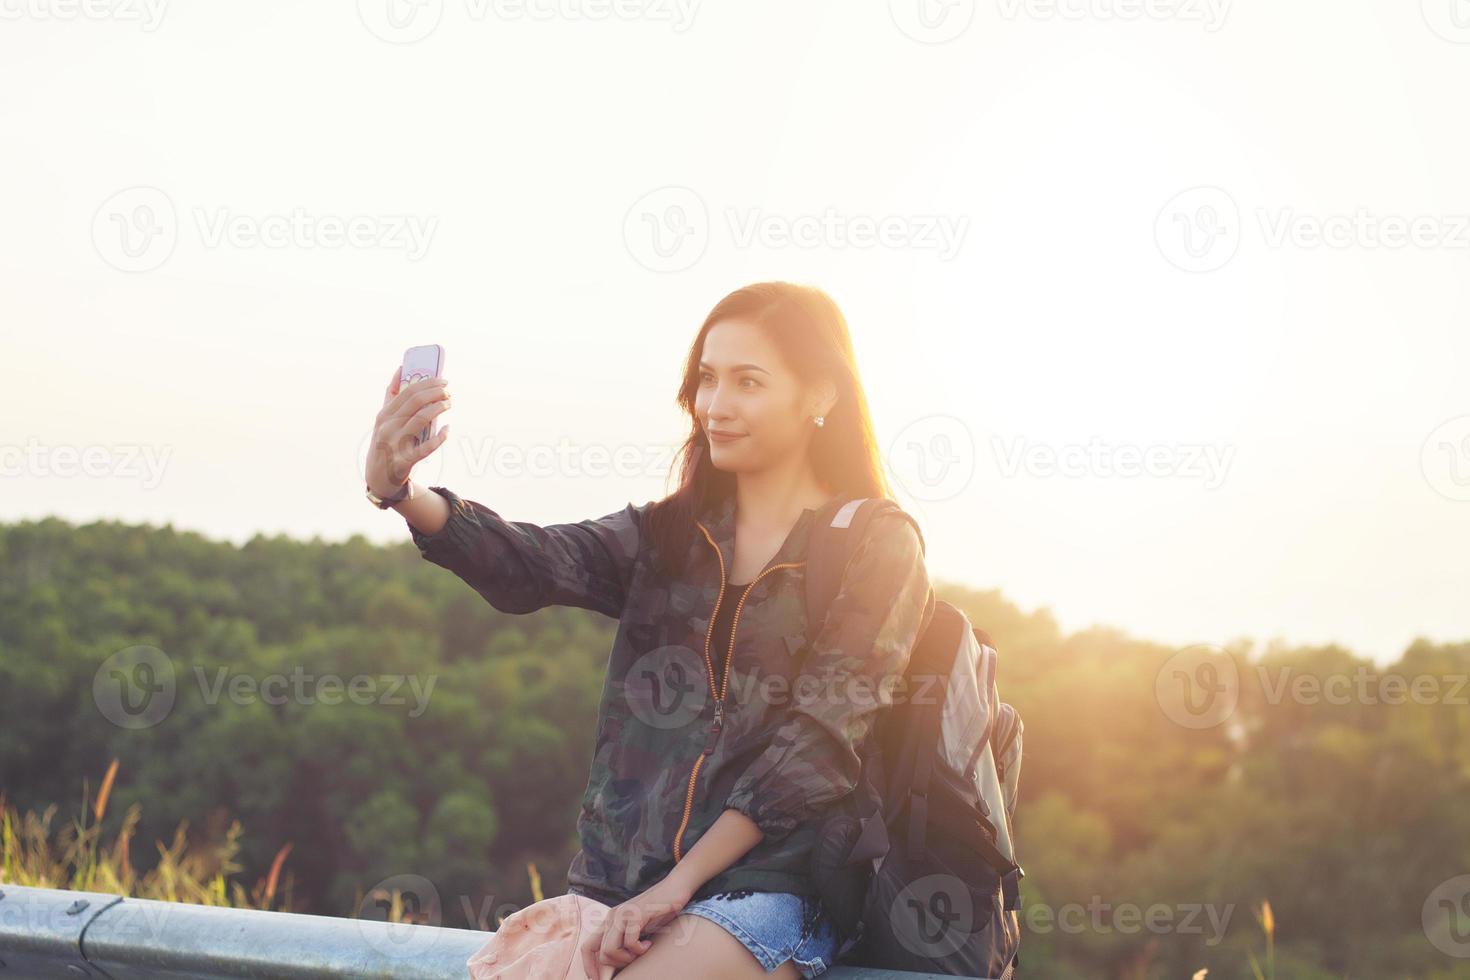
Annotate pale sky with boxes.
[3,0,1468,665]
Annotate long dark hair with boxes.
[646,281,894,579]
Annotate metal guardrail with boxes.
[0,885,981,979]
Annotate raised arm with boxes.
[404,483,647,618]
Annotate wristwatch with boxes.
[366,478,414,510]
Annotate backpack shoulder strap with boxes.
[804,496,926,648]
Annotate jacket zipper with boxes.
[671,522,806,862]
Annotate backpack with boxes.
[804,497,1025,979]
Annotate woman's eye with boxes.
[699,373,758,388]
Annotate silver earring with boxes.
[812,415,825,428]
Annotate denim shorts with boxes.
[678,889,854,978]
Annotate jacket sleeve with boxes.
[408,485,645,618]
[723,511,935,841]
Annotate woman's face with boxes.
[695,318,828,475]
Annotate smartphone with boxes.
[400,344,446,447]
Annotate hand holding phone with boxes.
[399,344,447,446]
[365,345,450,497]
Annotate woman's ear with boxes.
[808,378,838,420]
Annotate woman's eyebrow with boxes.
[699,361,771,375]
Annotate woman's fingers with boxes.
[384,399,449,451]
[382,367,401,408]
[385,376,448,421]
[599,907,641,968]
[405,425,449,465]
[622,916,645,959]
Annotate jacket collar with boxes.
[694,492,846,583]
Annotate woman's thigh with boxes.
[613,913,800,980]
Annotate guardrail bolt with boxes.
[66,900,90,916]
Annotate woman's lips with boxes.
[708,431,746,443]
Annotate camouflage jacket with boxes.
[409,485,935,906]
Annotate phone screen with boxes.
[400,344,445,445]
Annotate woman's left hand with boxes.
[581,874,693,975]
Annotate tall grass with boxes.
[0,759,296,911]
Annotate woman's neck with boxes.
[733,471,835,536]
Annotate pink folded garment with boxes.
[466,893,618,980]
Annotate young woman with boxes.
[364,281,934,979]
